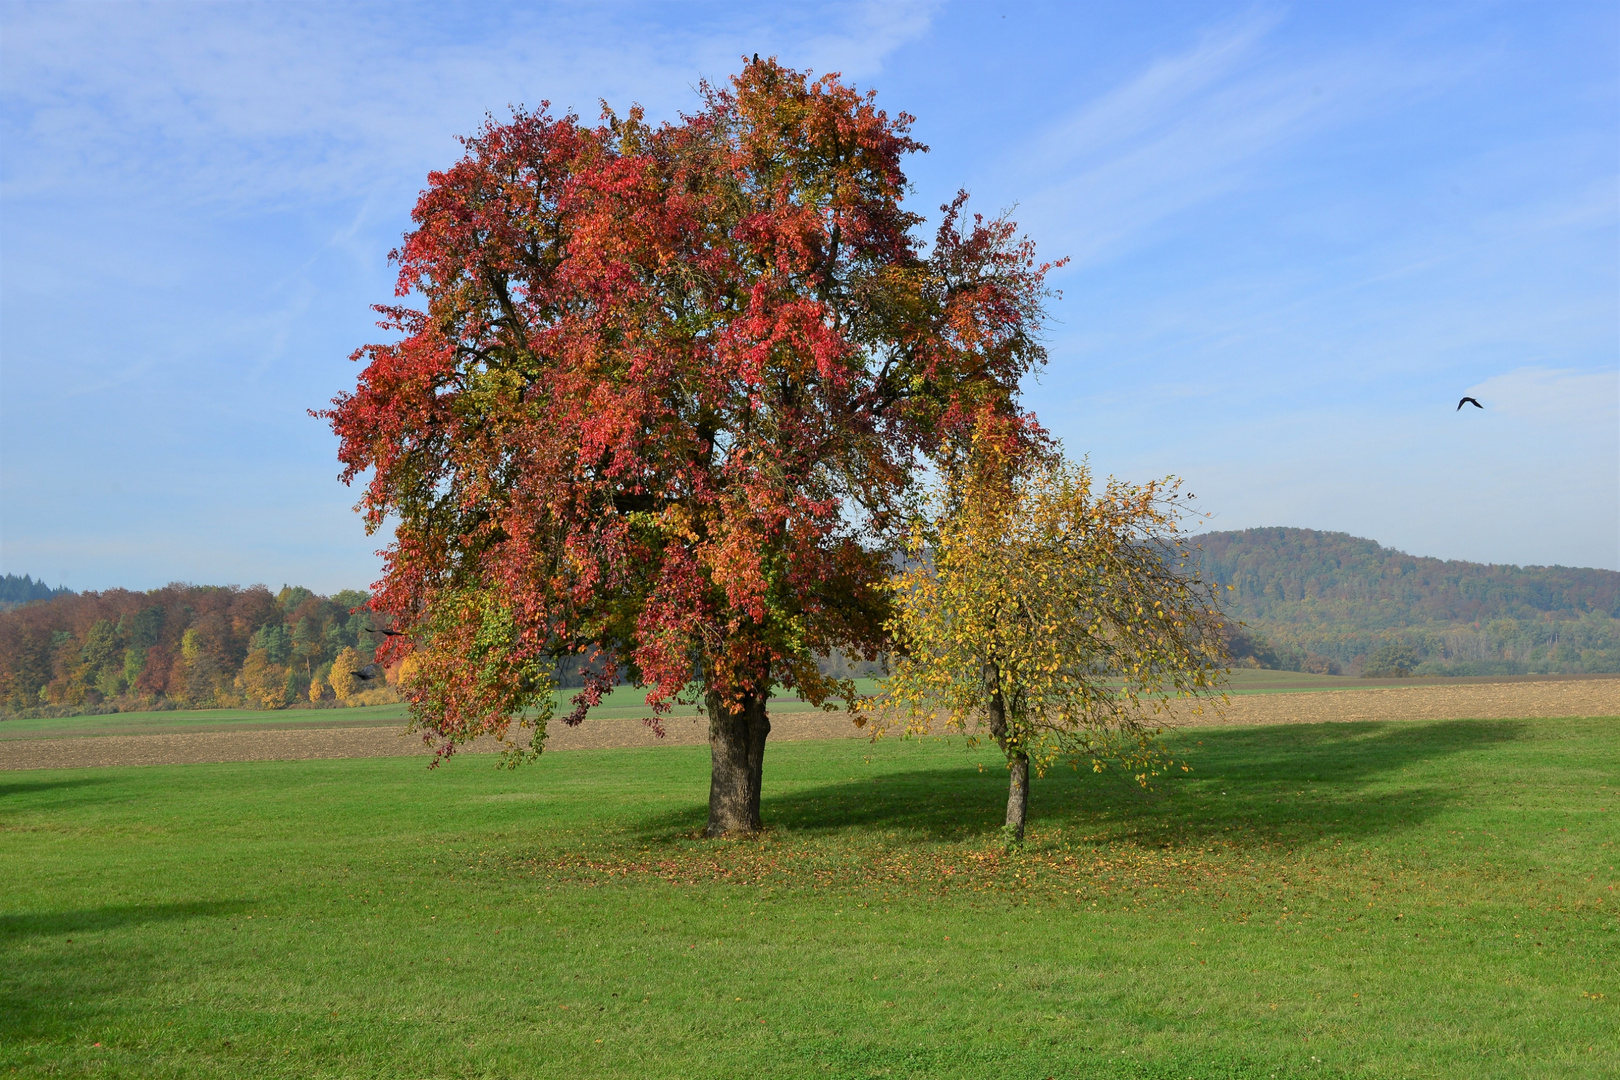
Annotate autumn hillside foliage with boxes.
[1195,528,1620,675]
[0,584,396,717]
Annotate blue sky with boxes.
[2,0,1616,594]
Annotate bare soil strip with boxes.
[1219,671,1614,694]
[1174,677,1619,727]
[3,680,1614,771]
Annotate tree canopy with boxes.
[324,58,1062,833]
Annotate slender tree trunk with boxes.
[982,658,1027,841]
[984,659,1008,747]
[705,685,771,836]
[1005,751,1029,841]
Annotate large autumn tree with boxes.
[324,59,1060,835]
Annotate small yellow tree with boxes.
[238,650,290,710]
[875,434,1228,841]
[329,647,363,702]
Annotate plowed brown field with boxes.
[2,678,1614,771]
[1172,675,1619,726]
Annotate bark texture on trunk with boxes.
[1004,751,1029,841]
[705,687,771,836]
[983,659,1027,842]
[984,659,1008,747]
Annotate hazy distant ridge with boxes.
[1195,528,1619,624]
[1193,528,1619,675]
[0,574,74,612]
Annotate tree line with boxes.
[0,573,73,612]
[0,583,397,716]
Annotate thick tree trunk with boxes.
[705,686,771,836]
[1005,751,1029,842]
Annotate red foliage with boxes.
[323,59,1063,759]
[0,584,272,710]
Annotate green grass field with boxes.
[0,682,883,740]
[0,703,413,740]
[3,716,1616,1078]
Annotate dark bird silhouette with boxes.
[354,666,381,681]
[365,627,405,637]
[1457,396,1483,411]
[752,53,760,65]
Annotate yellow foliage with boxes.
[180,628,203,664]
[237,649,290,710]
[871,426,1228,784]
[330,647,363,701]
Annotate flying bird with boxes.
[1456,396,1483,411]
[366,627,405,637]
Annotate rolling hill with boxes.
[1192,528,1620,676]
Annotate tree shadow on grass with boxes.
[737,719,1528,849]
[0,775,113,801]
[0,900,250,1042]
[0,900,248,942]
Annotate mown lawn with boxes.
[2,716,1615,1078]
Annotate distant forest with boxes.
[0,580,624,718]
[0,583,397,717]
[0,574,74,612]
[1195,528,1620,676]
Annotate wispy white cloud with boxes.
[1032,10,1284,163]
[1009,11,1469,268]
[1468,366,1619,425]
[793,0,940,82]
[0,1,936,210]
